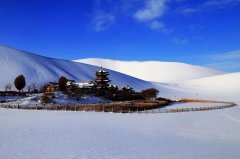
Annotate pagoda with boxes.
[95,68,111,90]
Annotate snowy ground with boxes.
[0,96,26,102]
[0,106,240,159]
[161,102,223,109]
[1,92,108,106]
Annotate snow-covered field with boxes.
[162,102,222,109]
[1,107,240,159]
[0,96,26,102]
[1,92,108,106]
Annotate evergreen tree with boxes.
[14,75,26,92]
[58,76,68,92]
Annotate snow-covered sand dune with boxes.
[155,72,240,103]
[0,46,154,91]
[75,58,240,103]
[182,72,240,101]
[76,58,225,83]
[1,45,239,103]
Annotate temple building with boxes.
[46,82,59,92]
[95,68,110,90]
[66,80,94,89]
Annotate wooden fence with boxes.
[0,91,28,96]
[0,102,237,114]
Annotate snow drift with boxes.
[180,72,240,102]
[0,46,154,91]
[76,58,225,83]
[153,72,240,103]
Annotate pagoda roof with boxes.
[96,69,108,73]
[95,79,110,82]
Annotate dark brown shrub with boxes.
[141,88,159,99]
[40,93,52,104]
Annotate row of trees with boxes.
[53,76,160,100]
[4,74,159,100]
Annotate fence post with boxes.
[65,105,67,111]
[75,105,77,111]
[17,104,19,109]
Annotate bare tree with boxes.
[4,84,12,92]
[28,82,37,92]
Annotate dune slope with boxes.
[0,46,154,91]
[76,58,225,83]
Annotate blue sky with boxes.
[0,0,240,72]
